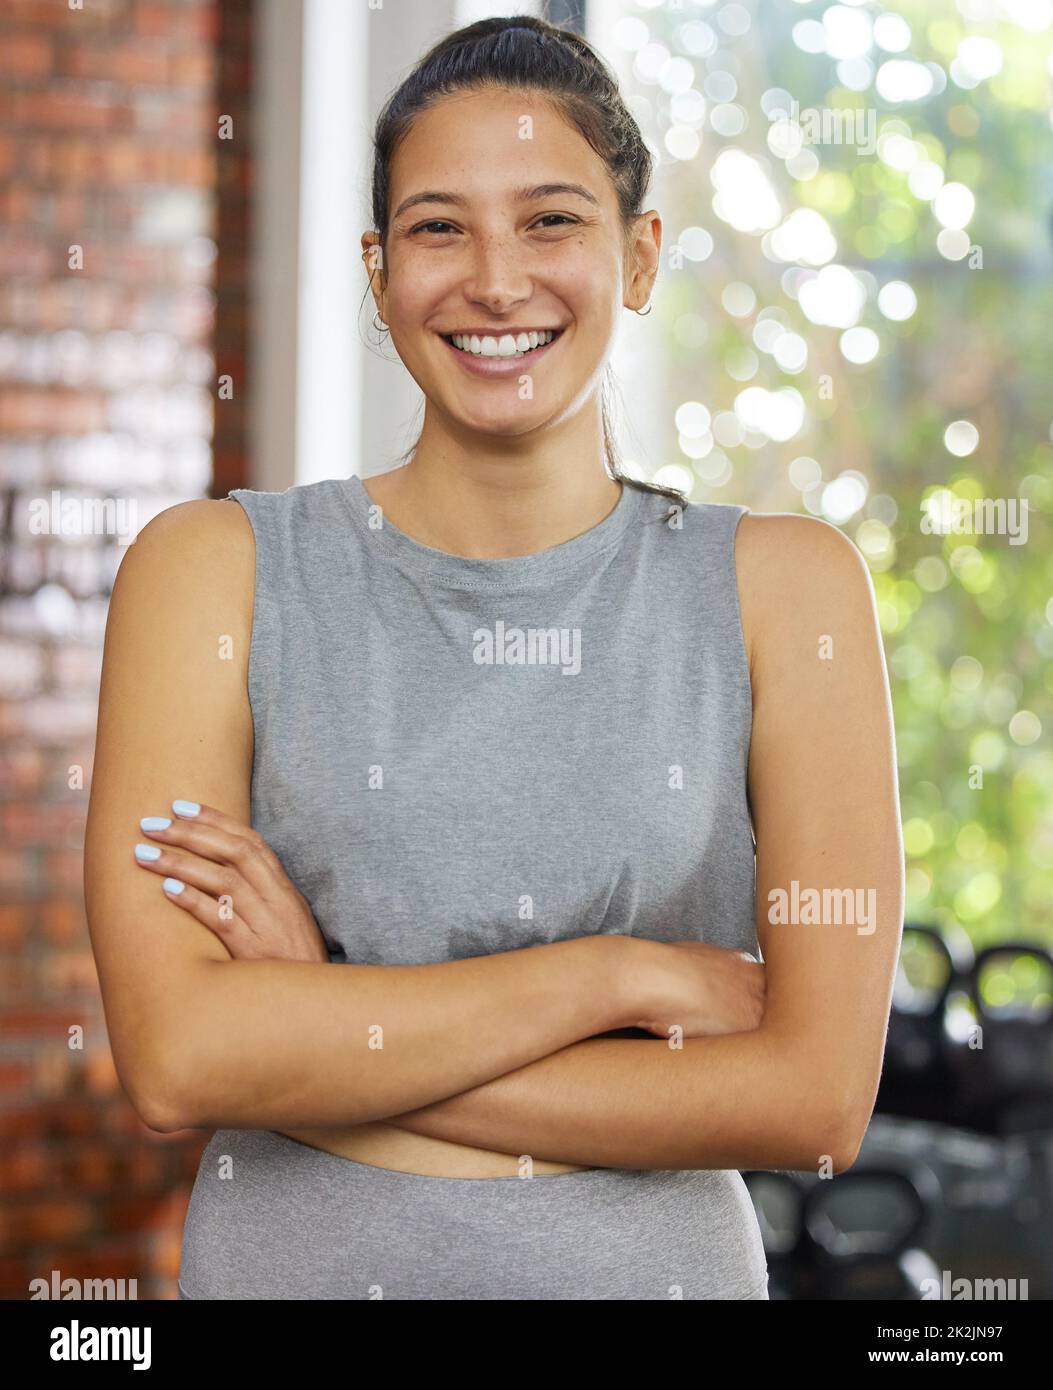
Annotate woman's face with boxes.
[364,87,659,441]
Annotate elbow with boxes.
[830,1072,880,1173]
[135,1092,185,1135]
[122,1040,201,1135]
[794,1084,870,1176]
[770,1033,876,1173]
[829,1124,864,1176]
[825,1099,870,1175]
[795,1116,862,1177]
[125,1075,186,1134]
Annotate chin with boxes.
[447,408,551,439]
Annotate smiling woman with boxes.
[359,24,684,504]
[84,12,903,1303]
[363,80,648,451]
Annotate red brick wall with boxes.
[0,0,253,1299]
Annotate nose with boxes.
[461,234,533,315]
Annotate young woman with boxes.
[84,16,903,1300]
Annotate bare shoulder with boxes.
[110,496,255,633]
[733,510,878,675]
[118,496,253,587]
[734,509,871,593]
[99,493,257,769]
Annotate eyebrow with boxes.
[391,182,600,222]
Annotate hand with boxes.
[133,799,330,963]
[630,940,766,1040]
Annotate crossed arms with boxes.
[84,500,903,1174]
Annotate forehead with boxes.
[389,87,613,203]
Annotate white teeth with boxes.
[449,329,556,357]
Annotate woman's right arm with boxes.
[83,499,639,1134]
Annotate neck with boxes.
[361,405,623,560]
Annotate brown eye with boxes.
[411,220,458,236]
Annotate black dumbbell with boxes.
[800,1165,943,1300]
[744,1165,942,1300]
[878,921,974,1126]
[951,942,1053,1136]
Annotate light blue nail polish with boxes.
[141,816,171,831]
[135,843,162,861]
[172,800,200,818]
[163,878,185,894]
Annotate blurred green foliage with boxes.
[614,0,1053,949]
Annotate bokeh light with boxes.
[607,0,1053,948]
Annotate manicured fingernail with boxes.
[140,816,171,831]
[163,878,185,894]
[134,843,162,861]
[172,800,200,817]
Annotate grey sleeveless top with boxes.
[226,474,758,970]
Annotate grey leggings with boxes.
[178,1128,770,1300]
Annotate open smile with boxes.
[438,327,566,376]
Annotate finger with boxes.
[137,801,285,895]
[170,802,288,884]
[158,876,260,956]
[133,841,270,926]
[170,800,283,868]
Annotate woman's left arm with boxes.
[383,512,905,1170]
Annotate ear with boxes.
[361,231,387,316]
[624,210,662,312]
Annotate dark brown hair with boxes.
[365,12,688,512]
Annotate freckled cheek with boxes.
[545,239,621,305]
[383,253,453,327]
[545,261,609,323]
[398,297,441,335]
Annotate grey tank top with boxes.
[226,475,757,970]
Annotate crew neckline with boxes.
[338,473,643,591]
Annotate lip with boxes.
[438,328,566,377]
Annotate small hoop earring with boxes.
[372,310,388,333]
[635,303,653,316]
